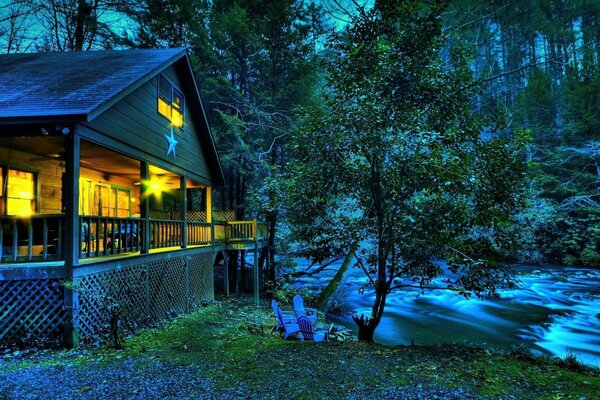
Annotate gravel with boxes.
[0,357,220,400]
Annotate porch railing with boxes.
[0,214,64,262]
[0,215,267,263]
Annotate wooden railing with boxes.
[149,219,183,249]
[187,221,212,246]
[0,214,64,262]
[0,215,267,263]
[80,216,143,257]
[215,220,268,243]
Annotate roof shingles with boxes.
[0,48,185,119]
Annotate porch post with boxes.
[140,162,150,254]
[205,186,212,223]
[253,219,259,305]
[180,176,187,248]
[64,126,80,348]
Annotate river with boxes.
[292,260,600,366]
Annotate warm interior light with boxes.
[158,98,171,118]
[14,206,32,217]
[171,110,183,128]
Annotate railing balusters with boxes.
[27,219,33,261]
[0,214,268,264]
[12,219,18,262]
[42,218,48,260]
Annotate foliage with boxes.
[285,0,527,340]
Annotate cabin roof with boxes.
[0,49,224,185]
[0,48,186,118]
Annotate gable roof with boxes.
[0,48,224,185]
[0,48,185,119]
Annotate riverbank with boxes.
[1,296,599,399]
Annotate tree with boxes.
[285,0,527,341]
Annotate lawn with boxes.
[0,297,598,399]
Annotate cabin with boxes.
[0,49,267,347]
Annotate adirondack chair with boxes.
[271,300,299,338]
[297,315,328,342]
[275,306,301,340]
[293,295,318,326]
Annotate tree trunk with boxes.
[352,314,380,342]
[74,0,91,51]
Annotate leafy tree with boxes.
[285,0,527,341]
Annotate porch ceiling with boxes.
[0,137,189,186]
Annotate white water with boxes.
[295,261,600,366]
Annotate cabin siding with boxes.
[0,145,63,214]
[84,65,212,185]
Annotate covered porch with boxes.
[0,134,266,264]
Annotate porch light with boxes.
[142,175,170,201]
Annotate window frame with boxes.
[157,75,185,129]
[0,166,39,216]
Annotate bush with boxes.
[580,246,600,267]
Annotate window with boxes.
[0,167,36,216]
[157,75,185,128]
[79,179,131,217]
[158,76,172,118]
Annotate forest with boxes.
[0,1,598,278]
[1,0,597,265]
[2,1,600,398]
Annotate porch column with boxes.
[64,126,80,348]
[253,219,259,305]
[206,186,212,223]
[140,162,150,254]
[180,176,187,248]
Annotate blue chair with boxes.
[272,300,299,339]
[297,315,328,342]
[293,295,318,326]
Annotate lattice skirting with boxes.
[0,279,66,346]
[76,253,214,342]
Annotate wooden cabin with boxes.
[0,49,267,347]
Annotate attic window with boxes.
[157,75,185,128]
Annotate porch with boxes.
[0,132,267,348]
[0,214,267,263]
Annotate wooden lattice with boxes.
[75,252,213,342]
[188,253,214,307]
[0,250,215,345]
[148,257,187,320]
[0,279,65,346]
[213,210,235,221]
[77,265,148,341]
[170,210,235,222]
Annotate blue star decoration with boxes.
[164,127,178,158]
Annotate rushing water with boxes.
[295,261,600,366]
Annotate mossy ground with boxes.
[1,296,599,399]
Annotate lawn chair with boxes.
[272,300,299,339]
[297,315,328,342]
[293,295,318,326]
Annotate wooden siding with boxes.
[84,65,212,185]
[0,145,62,214]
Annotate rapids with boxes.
[294,260,600,366]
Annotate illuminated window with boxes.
[157,75,185,128]
[158,76,172,118]
[0,168,36,216]
[172,88,184,128]
[82,180,131,217]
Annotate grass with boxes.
[2,296,600,399]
